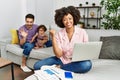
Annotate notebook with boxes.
[72,42,102,61]
[34,65,74,80]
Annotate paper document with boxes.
[34,65,74,80]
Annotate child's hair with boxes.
[37,25,47,32]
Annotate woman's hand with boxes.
[49,29,62,58]
[49,29,56,37]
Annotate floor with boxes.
[0,64,34,80]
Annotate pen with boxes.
[54,73,62,80]
[50,69,62,80]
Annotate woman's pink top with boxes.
[55,26,88,64]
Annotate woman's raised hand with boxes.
[49,29,56,37]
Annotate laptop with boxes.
[72,42,102,61]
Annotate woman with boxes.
[34,6,92,73]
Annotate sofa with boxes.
[1,26,120,80]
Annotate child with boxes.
[31,25,48,49]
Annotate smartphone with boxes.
[64,71,73,79]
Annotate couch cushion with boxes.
[10,29,19,44]
[29,47,54,59]
[99,36,120,59]
[74,59,120,80]
[6,44,23,56]
[6,44,54,59]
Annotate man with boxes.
[18,14,38,72]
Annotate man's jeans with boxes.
[34,56,92,73]
[21,42,35,57]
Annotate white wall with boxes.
[0,0,27,39]
[53,0,103,28]
[26,0,36,22]
[0,0,103,38]
[26,0,54,28]
[53,0,101,9]
[35,0,54,25]
[33,0,102,25]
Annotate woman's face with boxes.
[62,13,74,29]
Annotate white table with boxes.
[24,74,37,80]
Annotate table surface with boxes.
[24,74,37,80]
[0,57,12,68]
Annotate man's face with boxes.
[25,18,34,29]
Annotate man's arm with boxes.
[30,33,38,43]
[41,35,48,44]
[20,37,26,46]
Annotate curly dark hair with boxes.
[55,6,80,28]
[37,25,47,32]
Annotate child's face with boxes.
[38,28,45,35]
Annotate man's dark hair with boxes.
[37,25,47,32]
[25,14,34,20]
[55,6,80,28]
